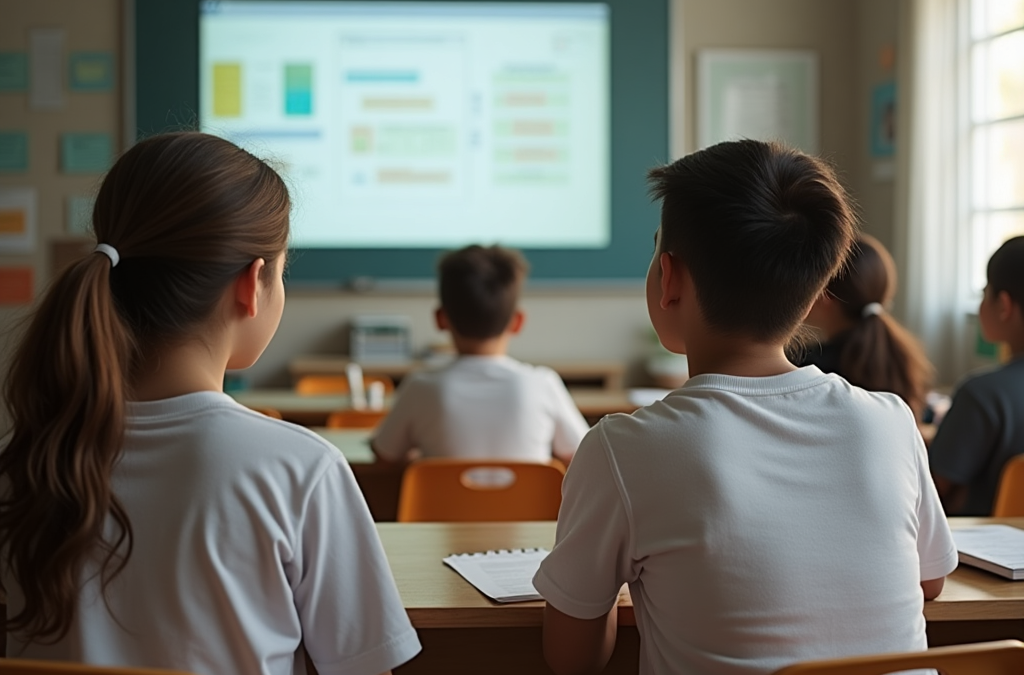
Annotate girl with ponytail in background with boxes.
[801,234,934,420]
[0,132,420,675]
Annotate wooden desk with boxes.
[290,355,627,391]
[310,427,375,464]
[926,517,1024,645]
[232,388,638,426]
[379,519,1024,674]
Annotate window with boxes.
[969,0,1024,293]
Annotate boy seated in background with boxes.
[930,235,1024,515]
[371,244,589,465]
[534,140,956,675]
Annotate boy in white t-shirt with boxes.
[533,140,958,675]
[371,245,589,464]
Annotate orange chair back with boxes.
[247,406,283,420]
[0,660,197,674]
[325,409,387,429]
[295,374,395,395]
[993,455,1024,517]
[770,639,1024,675]
[397,458,566,522]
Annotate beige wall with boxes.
[1,0,901,409]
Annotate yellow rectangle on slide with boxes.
[0,208,26,234]
[213,63,242,117]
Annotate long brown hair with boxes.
[826,235,933,418]
[0,132,290,641]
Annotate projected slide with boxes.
[199,1,609,249]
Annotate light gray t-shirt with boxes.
[929,356,1024,515]
[535,366,957,675]
[4,392,421,675]
[372,354,589,463]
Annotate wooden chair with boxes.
[325,409,387,429]
[397,458,566,522]
[0,661,197,674]
[993,455,1024,517]
[246,406,283,420]
[770,639,1024,675]
[294,374,395,395]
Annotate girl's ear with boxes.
[235,258,266,319]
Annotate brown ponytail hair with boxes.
[0,132,290,641]
[826,235,933,419]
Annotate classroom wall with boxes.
[0,0,908,419]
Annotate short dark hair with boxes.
[987,235,1024,307]
[648,140,857,342]
[438,245,529,339]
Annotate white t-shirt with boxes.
[533,367,957,675]
[371,355,589,463]
[3,392,421,675]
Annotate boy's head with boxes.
[980,236,1024,346]
[647,140,857,347]
[437,244,529,341]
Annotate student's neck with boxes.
[453,335,510,357]
[132,340,230,401]
[684,333,797,379]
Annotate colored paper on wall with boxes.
[870,81,896,158]
[0,52,29,91]
[0,187,36,253]
[30,28,65,109]
[66,194,96,234]
[0,132,29,172]
[60,133,112,173]
[0,267,33,305]
[69,52,114,91]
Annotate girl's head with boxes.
[823,234,896,322]
[810,235,933,418]
[1,132,290,642]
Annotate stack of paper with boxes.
[443,549,549,602]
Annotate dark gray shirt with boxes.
[929,356,1024,515]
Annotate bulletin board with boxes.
[696,49,819,154]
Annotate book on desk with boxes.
[952,524,1024,580]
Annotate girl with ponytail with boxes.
[0,132,420,674]
[801,234,934,420]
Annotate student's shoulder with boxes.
[955,359,1024,399]
[203,396,342,466]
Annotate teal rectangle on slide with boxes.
[0,132,29,172]
[61,133,113,173]
[284,64,312,115]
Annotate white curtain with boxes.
[893,0,972,384]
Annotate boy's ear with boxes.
[235,258,266,319]
[507,309,525,335]
[435,307,449,331]
[997,290,1019,323]
[658,251,688,310]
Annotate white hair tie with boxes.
[861,302,884,318]
[94,243,120,268]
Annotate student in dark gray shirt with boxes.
[930,236,1024,515]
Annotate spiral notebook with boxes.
[443,548,550,602]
